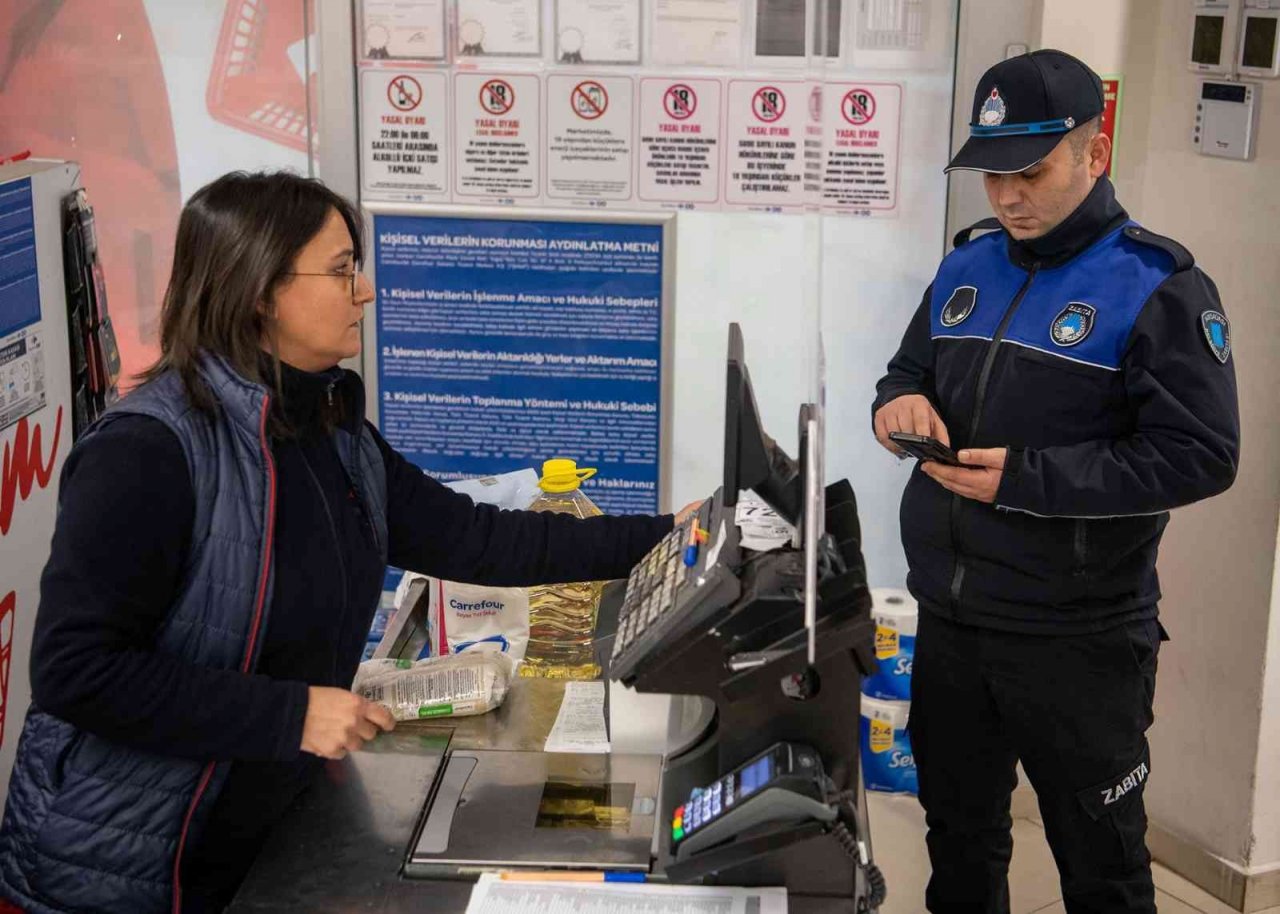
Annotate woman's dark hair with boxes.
[139,171,364,421]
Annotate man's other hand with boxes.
[874,394,951,456]
[921,448,1009,504]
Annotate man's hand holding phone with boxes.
[920,448,1008,504]
[874,394,951,456]
[875,394,1007,504]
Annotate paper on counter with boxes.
[466,872,788,914]
[544,680,611,753]
[735,491,796,552]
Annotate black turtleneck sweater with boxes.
[1004,172,1127,269]
[30,361,672,911]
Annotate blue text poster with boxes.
[374,215,664,515]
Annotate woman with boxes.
[0,172,688,914]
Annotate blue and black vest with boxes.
[0,354,388,914]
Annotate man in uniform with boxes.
[872,50,1240,913]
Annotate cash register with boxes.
[406,324,882,909]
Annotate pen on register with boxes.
[500,871,648,883]
[683,519,700,567]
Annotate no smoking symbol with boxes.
[664,84,697,120]
[752,86,786,123]
[572,81,608,119]
[387,75,422,112]
[480,79,515,115]
[842,89,876,125]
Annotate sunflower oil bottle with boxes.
[521,458,604,680]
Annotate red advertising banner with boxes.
[1100,76,1123,177]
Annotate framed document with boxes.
[456,0,543,57]
[650,0,744,67]
[361,0,447,60]
[555,0,642,64]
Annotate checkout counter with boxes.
[229,325,882,913]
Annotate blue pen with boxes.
[604,872,648,883]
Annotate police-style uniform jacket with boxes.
[874,178,1239,633]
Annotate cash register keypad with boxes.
[612,516,694,663]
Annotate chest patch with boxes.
[1050,302,1096,347]
[941,286,977,328]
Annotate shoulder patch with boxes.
[1201,310,1231,364]
[952,217,1003,250]
[1123,225,1194,271]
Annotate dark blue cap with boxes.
[946,49,1105,174]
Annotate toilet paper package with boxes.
[860,696,917,795]
[861,588,918,702]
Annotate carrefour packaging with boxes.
[861,588,918,702]
[383,575,530,661]
[860,696,917,795]
[377,468,539,663]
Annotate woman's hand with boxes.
[300,686,396,759]
[674,500,704,525]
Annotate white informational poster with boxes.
[650,0,744,67]
[453,72,542,201]
[545,74,635,203]
[555,0,642,64]
[822,81,902,214]
[456,0,543,57]
[637,78,723,208]
[361,0,448,60]
[361,70,451,201]
[724,79,805,210]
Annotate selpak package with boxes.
[860,696,918,795]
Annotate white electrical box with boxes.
[1194,79,1260,158]
[1238,3,1280,77]
[1189,0,1241,73]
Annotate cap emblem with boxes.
[980,88,1008,126]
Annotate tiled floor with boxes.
[866,792,1279,914]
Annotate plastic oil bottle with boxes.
[521,458,604,680]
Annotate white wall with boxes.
[1040,0,1280,876]
[1255,518,1280,870]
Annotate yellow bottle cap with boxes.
[539,458,597,493]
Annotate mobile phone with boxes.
[888,432,972,468]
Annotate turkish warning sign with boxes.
[454,72,540,201]
[725,80,804,210]
[571,80,609,119]
[387,74,423,111]
[361,69,449,201]
[638,78,722,208]
[546,74,633,204]
[821,82,903,215]
[479,78,516,115]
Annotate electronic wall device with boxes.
[1190,0,1242,73]
[1239,2,1280,77]
[1195,79,1260,159]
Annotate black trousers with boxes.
[909,610,1163,914]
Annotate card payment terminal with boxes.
[671,742,836,859]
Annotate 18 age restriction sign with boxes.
[571,81,609,119]
[842,88,877,125]
[753,86,787,122]
[479,79,515,115]
[663,84,697,120]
